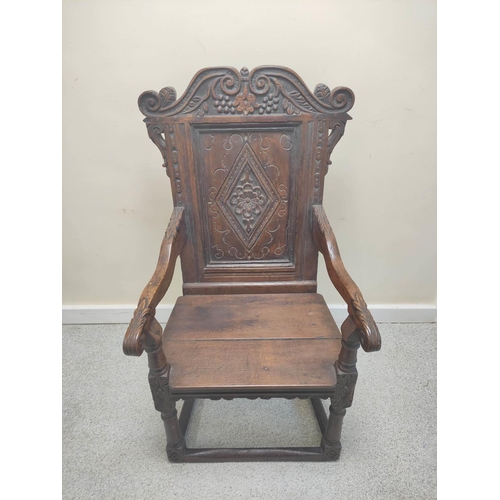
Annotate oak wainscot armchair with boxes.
[123,66,381,462]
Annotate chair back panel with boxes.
[138,66,354,294]
[193,124,300,264]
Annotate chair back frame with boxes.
[138,66,354,295]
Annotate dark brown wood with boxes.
[178,399,195,435]
[162,404,186,463]
[313,205,381,352]
[123,207,185,357]
[321,406,346,460]
[310,397,328,434]
[182,280,317,295]
[165,293,340,340]
[123,66,381,462]
[137,66,354,295]
[168,338,338,392]
[164,293,340,393]
[184,447,328,463]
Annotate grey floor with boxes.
[63,323,436,500]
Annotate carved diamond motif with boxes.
[216,144,280,249]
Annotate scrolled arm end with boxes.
[347,293,381,352]
[123,306,155,356]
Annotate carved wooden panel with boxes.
[139,67,354,119]
[138,66,354,291]
[193,126,299,267]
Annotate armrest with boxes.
[123,207,186,356]
[312,205,381,352]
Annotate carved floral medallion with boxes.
[216,144,280,249]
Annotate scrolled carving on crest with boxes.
[138,66,355,117]
[138,67,239,117]
[330,86,355,112]
[139,86,177,115]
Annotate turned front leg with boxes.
[161,401,186,462]
[321,405,346,460]
[149,375,186,462]
[322,320,360,460]
[145,318,186,462]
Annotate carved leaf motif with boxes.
[288,90,315,111]
[195,101,209,117]
[186,96,203,111]
[159,87,176,108]
[139,67,355,117]
[282,98,299,115]
[314,84,331,103]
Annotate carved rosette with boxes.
[216,143,280,249]
[138,66,354,118]
[149,376,175,414]
[331,372,358,409]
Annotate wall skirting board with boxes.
[62,304,436,325]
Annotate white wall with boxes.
[63,0,436,311]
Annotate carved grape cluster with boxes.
[258,93,279,114]
[214,94,236,114]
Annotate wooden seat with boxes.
[165,294,341,394]
[123,66,381,462]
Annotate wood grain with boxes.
[312,205,381,352]
[166,338,339,392]
[123,66,381,462]
[164,293,340,341]
[123,207,185,356]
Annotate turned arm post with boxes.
[122,207,186,375]
[312,204,381,354]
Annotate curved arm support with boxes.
[312,205,381,352]
[123,207,186,356]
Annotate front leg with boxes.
[149,372,186,463]
[322,321,360,460]
[321,370,359,461]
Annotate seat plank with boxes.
[163,293,341,393]
[164,293,340,341]
[166,338,339,392]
